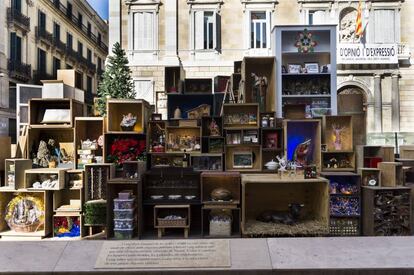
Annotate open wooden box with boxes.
[0,190,52,239]
[356,145,395,168]
[284,119,321,169]
[3,159,32,190]
[358,168,381,187]
[27,127,75,168]
[242,57,276,112]
[241,174,329,237]
[322,152,355,172]
[165,126,201,152]
[190,154,223,172]
[202,206,241,238]
[74,117,104,169]
[53,188,83,212]
[225,145,262,172]
[222,103,259,129]
[53,213,83,238]
[201,172,241,205]
[29,98,84,128]
[84,163,115,201]
[378,162,404,187]
[399,145,414,159]
[25,168,68,190]
[106,99,151,133]
[322,115,353,152]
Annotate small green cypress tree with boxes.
[96,42,135,115]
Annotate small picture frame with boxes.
[288,64,302,74]
[304,165,317,179]
[151,113,162,121]
[305,63,319,73]
[233,151,253,169]
[321,144,327,152]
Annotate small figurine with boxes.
[209,119,221,136]
[293,139,311,167]
[120,113,137,131]
[173,107,182,119]
[332,123,345,150]
[276,156,287,171]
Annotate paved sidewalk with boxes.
[1,237,414,274]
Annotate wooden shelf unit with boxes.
[29,98,84,128]
[241,174,329,237]
[201,172,241,205]
[25,168,68,190]
[202,206,241,238]
[320,172,361,236]
[190,153,223,172]
[84,163,115,201]
[0,189,53,239]
[165,125,201,153]
[3,159,32,190]
[222,103,260,129]
[378,162,404,187]
[356,145,395,169]
[358,168,381,187]
[322,115,353,152]
[53,213,83,239]
[74,117,104,169]
[106,99,151,134]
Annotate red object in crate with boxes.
[364,157,383,168]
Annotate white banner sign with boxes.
[338,43,398,64]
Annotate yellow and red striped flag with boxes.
[355,0,363,37]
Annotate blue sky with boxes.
[87,0,109,20]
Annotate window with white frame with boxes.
[250,11,269,49]
[308,10,327,25]
[132,11,156,50]
[192,10,221,51]
[134,80,154,104]
[374,9,396,43]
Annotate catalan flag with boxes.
[355,0,363,37]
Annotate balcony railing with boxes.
[35,27,54,46]
[7,7,30,33]
[8,59,31,82]
[87,61,97,74]
[33,70,54,84]
[53,38,67,53]
[398,43,411,61]
[48,0,108,53]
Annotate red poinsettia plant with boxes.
[107,138,146,166]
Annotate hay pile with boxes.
[244,219,329,237]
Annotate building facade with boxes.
[110,0,412,144]
[1,0,109,138]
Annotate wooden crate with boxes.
[202,206,240,238]
[356,145,395,169]
[53,213,83,238]
[222,103,260,129]
[154,204,191,238]
[358,168,381,187]
[148,121,167,153]
[84,163,115,201]
[225,145,262,172]
[241,174,329,237]
[74,117,104,169]
[0,137,11,171]
[321,152,355,172]
[362,186,411,236]
[148,152,186,168]
[29,98,84,128]
[378,162,403,187]
[283,104,306,120]
[400,145,414,159]
[106,99,151,133]
[27,127,74,168]
[201,172,241,205]
[320,172,361,236]
[165,126,201,152]
[53,188,83,212]
[322,115,353,152]
[121,161,147,179]
[106,178,142,239]
[241,57,276,112]
[3,159,32,190]
[284,119,322,170]
[190,154,223,172]
[25,168,68,190]
[184,78,212,94]
[0,189,52,239]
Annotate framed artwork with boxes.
[288,64,302,74]
[305,63,319,73]
[233,151,253,169]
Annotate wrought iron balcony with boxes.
[7,59,31,82]
[7,8,30,34]
[33,70,54,84]
[87,61,97,74]
[48,0,108,53]
[66,47,79,61]
[35,27,54,46]
[53,38,67,53]
[398,43,411,61]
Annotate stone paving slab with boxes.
[268,236,414,271]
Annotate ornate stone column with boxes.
[391,73,400,132]
[374,74,382,132]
